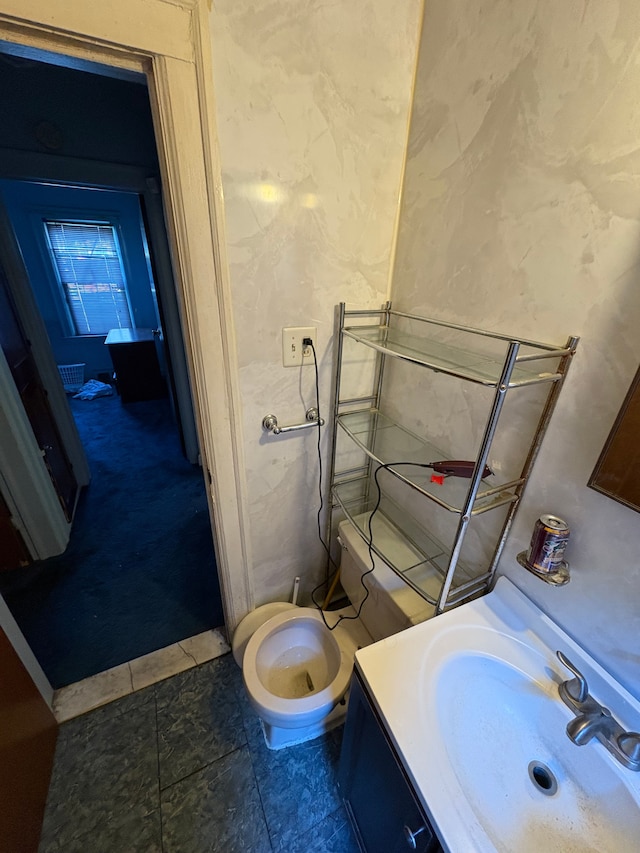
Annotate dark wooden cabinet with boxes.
[339,671,442,853]
[0,627,58,853]
[105,328,167,404]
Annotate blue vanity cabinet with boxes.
[339,671,442,853]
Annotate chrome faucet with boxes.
[556,650,640,771]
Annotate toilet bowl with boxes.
[234,605,358,749]
[244,608,352,725]
[233,524,433,750]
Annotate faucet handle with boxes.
[557,650,589,703]
[618,732,640,768]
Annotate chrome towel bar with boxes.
[262,407,324,435]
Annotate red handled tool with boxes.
[425,460,493,480]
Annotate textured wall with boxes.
[209,1,423,604]
[391,0,640,696]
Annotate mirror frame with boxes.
[588,365,640,512]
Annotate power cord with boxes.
[305,338,338,575]
[304,337,375,631]
[304,336,437,632]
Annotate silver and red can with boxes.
[526,514,569,573]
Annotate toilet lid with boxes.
[231,602,298,667]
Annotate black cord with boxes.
[306,339,373,631]
[307,340,338,574]
[315,460,435,631]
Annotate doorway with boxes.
[0,45,225,687]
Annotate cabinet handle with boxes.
[404,823,426,849]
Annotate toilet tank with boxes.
[338,520,434,642]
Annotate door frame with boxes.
[0,343,69,559]
[0,0,253,642]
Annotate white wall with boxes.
[208,0,423,605]
[390,0,640,698]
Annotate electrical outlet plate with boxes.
[282,327,316,367]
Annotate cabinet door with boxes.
[0,626,58,852]
[339,674,440,853]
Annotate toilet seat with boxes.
[231,601,297,667]
[242,608,352,730]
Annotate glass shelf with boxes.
[332,480,489,607]
[342,325,564,387]
[337,409,520,515]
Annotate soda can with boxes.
[526,514,569,573]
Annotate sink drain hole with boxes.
[528,761,558,796]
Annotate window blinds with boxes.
[45,220,133,335]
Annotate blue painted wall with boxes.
[0,180,160,378]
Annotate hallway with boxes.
[0,393,223,687]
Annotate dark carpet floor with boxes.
[0,393,224,689]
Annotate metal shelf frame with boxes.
[326,302,579,614]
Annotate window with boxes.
[44,220,133,335]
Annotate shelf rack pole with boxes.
[365,301,392,510]
[323,303,348,596]
[323,301,392,609]
[484,334,580,585]
[436,340,521,614]
[373,300,392,404]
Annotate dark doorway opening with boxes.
[0,44,224,688]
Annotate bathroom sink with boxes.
[354,578,640,852]
[431,635,640,851]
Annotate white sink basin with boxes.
[355,578,640,852]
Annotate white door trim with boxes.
[0,0,253,632]
[0,202,91,490]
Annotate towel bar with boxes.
[262,407,324,435]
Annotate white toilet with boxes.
[232,518,432,749]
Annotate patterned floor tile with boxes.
[275,806,359,853]
[39,693,159,847]
[39,802,162,853]
[40,649,356,853]
[244,708,344,850]
[155,654,246,788]
[161,746,272,853]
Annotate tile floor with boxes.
[39,654,360,853]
